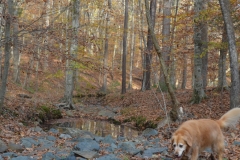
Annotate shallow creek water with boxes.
[47,118,139,139]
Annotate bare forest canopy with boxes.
[0,0,239,111]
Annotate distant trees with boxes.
[0,0,239,113]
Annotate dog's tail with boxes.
[217,108,240,129]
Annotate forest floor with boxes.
[0,75,240,159]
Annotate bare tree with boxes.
[43,0,50,71]
[159,0,171,91]
[0,0,13,112]
[141,0,156,91]
[128,0,136,90]
[192,0,205,103]
[63,0,80,109]
[217,27,228,90]
[201,0,208,89]
[101,0,111,93]
[219,0,239,108]
[0,1,5,79]
[121,0,128,94]
[12,0,21,83]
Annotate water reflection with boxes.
[51,118,139,139]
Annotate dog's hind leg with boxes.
[215,140,224,160]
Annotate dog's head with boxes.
[171,133,192,158]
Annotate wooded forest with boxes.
[0,0,240,159]
[1,0,239,116]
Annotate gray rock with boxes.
[0,155,2,160]
[2,152,18,158]
[234,141,240,146]
[141,128,158,138]
[142,147,168,158]
[12,156,36,160]
[38,139,54,149]
[96,154,121,160]
[61,156,77,160]
[0,139,7,153]
[34,126,43,132]
[104,143,117,153]
[60,134,72,139]
[8,142,24,152]
[150,138,160,144]
[46,136,56,142]
[48,128,59,134]
[102,135,116,144]
[94,136,104,142]
[73,150,98,159]
[56,150,69,158]
[42,152,57,160]
[20,137,39,148]
[74,138,100,151]
[98,110,116,118]
[118,141,140,155]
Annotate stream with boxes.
[46,117,139,139]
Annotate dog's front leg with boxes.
[190,147,199,160]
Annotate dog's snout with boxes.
[174,153,180,158]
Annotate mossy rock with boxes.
[126,116,157,130]
[37,105,62,123]
[51,109,62,119]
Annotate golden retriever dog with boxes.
[172,108,240,160]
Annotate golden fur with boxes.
[172,108,240,160]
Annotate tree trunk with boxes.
[181,4,189,90]
[0,0,14,112]
[217,27,228,90]
[219,0,240,108]
[169,0,180,89]
[43,0,50,71]
[159,0,171,91]
[181,53,187,89]
[23,54,34,89]
[63,0,80,109]
[201,1,208,89]
[144,0,180,121]
[121,0,128,94]
[128,0,135,90]
[12,0,20,83]
[101,0,111,93]
[142,0,156,91]
[139,0,147,91]
[0,2,5,80]
[192,0,205,104]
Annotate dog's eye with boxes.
[179,144,183,148]
[173,144,176,148]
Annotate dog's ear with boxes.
[182,135,192,147]
[171,135,176,145]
